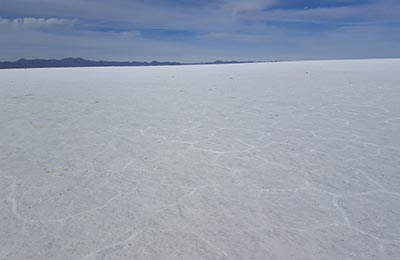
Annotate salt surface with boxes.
[0,59,399,259]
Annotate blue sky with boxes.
[0,0,399,61]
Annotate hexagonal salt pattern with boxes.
[338,192,400,241]
[1,59,400,259]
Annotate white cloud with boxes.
[0,17,76,32]
[222,0,277,15]
[202,32,268,42]
[241,1,400,25]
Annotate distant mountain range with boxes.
[0,57,261,69]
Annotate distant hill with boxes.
[0,58,260,69]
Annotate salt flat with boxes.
[0,59,400,260]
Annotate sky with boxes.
[0,0,400,62]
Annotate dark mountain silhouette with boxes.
[0,57,259,69]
